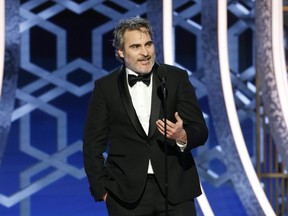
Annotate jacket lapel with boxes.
[148,63,165,139]
[118,66,147,138]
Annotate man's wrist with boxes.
[176,129,187,151]
[176,139,186,145]
[177,129,187,144]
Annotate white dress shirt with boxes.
[126,68,154,174]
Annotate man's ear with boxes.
[117,49,124,58]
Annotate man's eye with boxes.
[131,45,139,49]
[146,42,153,47]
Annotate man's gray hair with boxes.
[113,17,153,61]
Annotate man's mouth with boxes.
[139,58,150,64]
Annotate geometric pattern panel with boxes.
[0,0,274,215]
[1,1,152,215]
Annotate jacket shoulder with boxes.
[94,66,122,84]
[158,63,187,77]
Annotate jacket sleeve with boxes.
[83,80,109,202]
[176,70,208,152]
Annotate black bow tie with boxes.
[128,73,151,87]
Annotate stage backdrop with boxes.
[1,0,287,215]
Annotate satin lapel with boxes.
[118,66,147,138]
[148,63,165,139]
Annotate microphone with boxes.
[160,76,168,216]
[160,77,167,100]
[156,66,169,215]
[157,76,168,102]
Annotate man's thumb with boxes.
[175,112,181,122]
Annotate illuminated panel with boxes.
[272,0,288,141]
[162,0,174,64]
[0,1,4,98]
[217,1,275,215]
[197,184,214,216]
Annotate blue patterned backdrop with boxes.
[1,0,286,215]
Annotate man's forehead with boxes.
[123,29,151,43]
[125,28,149,35]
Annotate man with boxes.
[83,17,208,216]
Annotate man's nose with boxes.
[140,46,148,56]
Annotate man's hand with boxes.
[156,112,187,143]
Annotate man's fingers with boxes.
[157,121,173,132]
[156,113,185,140]
[157,120,177,137]
[157,120,172,135]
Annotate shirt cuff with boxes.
[176,140,187,152]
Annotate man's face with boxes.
[117,28,156,75]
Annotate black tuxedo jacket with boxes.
[83,63,208,204]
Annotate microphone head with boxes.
[157,65,167,101]
[161,76,167,82]
[157,76,167,102]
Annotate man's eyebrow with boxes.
[128,43,140,48]
[128,40,153,47]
